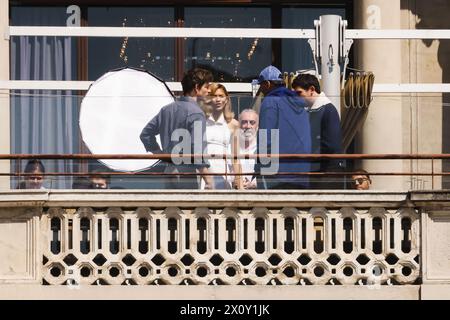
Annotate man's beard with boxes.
[240,128,256,141]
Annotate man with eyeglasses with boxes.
[351,169,371,190]
[233,109,259,189]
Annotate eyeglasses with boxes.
[93,183,107,189]
[352,178,369,185]
[240,120,257,125]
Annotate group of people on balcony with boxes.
[139,65,371,190]
[18,65,372,191]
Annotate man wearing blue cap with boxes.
[255,65,312,189]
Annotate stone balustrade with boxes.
[0,190,449,299]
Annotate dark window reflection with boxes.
[88,7,175,81]
[282,7,345,72]
[184,7,271,82]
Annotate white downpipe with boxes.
[319,15,342,116]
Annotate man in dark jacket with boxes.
[292,73,345,189]
[140,68,214,189]
[255,65,312,189]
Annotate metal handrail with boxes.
[2,153,450,160]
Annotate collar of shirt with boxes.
[179,95,197,103]
[207,113,227,126]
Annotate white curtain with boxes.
[11,34,78,189]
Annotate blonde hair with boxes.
[203,83,235,123]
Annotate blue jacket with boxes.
[256,86,312,188]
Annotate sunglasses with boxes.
[240,120,257,125]
[352,178,369,185]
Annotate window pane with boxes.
[10,6,78,80]
[10,6,69,26]
[184,7,271,82]
[10,6,80,189]
[88,7,175,81]
[282,7,346,72]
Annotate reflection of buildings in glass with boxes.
[119,17,174,72]
[185,8,271,82]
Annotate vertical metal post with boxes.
[319,15,342,116]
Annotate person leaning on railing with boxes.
[351,169,371,190]
[72,169,110,189]
[17,159,46,189]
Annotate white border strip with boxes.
[7,26,450,40]
[7,26,315,39]
[1,81,450,93]
[347,29,450,39]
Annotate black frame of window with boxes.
[10,0,353,81]
[9,0,353,174]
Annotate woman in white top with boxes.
[201,83,239,189]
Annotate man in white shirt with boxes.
[236,109,259,189]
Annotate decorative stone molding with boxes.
[0,190,449,292]
[0,207,41,283]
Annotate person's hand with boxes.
[243,177,257,189]
[203,176,215,190]
[204,181,214,190]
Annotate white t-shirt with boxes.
[202,114,233,189]
[239,139,257,182]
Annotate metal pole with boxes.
[319,15,342,116]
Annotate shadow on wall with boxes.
[401,0,450,188]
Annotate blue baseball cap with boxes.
[257,65,283,84]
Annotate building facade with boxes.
[1,0,450,300]
[1,0,449,190]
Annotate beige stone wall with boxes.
[354,0,449,190]
[354,0,406,190]
[404,0,450,189]
[0,0,10,190]
[400,0,449,190]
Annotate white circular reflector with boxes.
[80,68,174,171]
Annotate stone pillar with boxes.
[411,191,450,299]
[403,0,448,190]
[0,0,9,190]
[353,0,406,190]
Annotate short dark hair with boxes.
[181,68,213,95]
[90,169,110,185]
[351,169,371,183]
[292,73,321,93]
[24,159,45,174]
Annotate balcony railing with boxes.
[1,189,450,299]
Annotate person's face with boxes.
[294,86,315,107]
[351,175,371,190]
[259,81,271,95]
[240,112,259,141]
[195,83,210,98]
[211,88,227,112]
[91,177,108,189]
[25,169,44,189]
